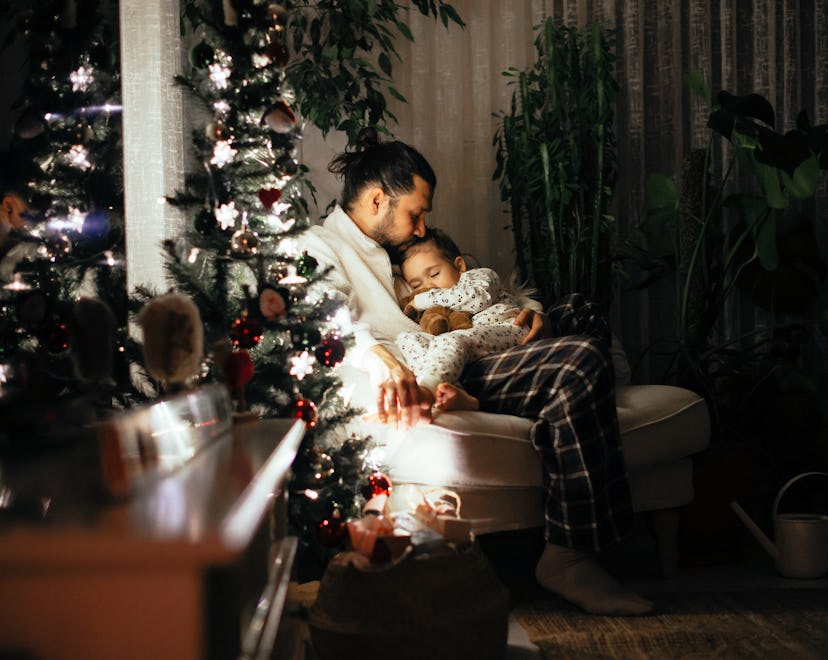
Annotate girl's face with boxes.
[401,243,466,290]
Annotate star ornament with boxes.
[215,202,239,230]
[289,350,315,381]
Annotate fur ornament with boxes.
[136,294,204,387]
[70,297,116,384]
[399,286,473,336]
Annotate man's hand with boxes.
[364,346,432,429]
[514,308,551,344]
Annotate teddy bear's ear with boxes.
[403,303,421,321]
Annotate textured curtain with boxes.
[305,0,828,380]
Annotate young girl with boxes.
[395,228,529,411]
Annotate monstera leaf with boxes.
[732,211,827,315]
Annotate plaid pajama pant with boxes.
[461,293,634,552]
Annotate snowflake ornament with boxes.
[68,144,91,170]
[70,65,95,92]
[210,140,237,167]
[215,202,239,230]
[209,61,232,89]
[289,350,315,381]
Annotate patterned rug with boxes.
[513,588,828,659]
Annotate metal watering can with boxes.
[730,471,828,579]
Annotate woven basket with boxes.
[309,543,510,660]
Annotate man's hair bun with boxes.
[356,126,379,151]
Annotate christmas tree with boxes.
[166,0,462,570]
[0,0,130,447]
[164,1,364,570]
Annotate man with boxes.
[300,140,652,616]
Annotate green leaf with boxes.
[755,162,788,209]
[754,210,778,270]
[378,52,392,76]
[388,86,407,103]
[683,72,712,108]
[644,173,678,212]
[782,153,820,199]
[396,21,414,41]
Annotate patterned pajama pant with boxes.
[461,294,634,551]
[396,321,528,392]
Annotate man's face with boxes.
[370,175,433,253]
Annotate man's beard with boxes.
[373,203,414,264]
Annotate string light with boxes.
[252,53,270,68]
[3,273,32,291]
[47,207,85,233]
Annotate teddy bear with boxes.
[399,286,473,336]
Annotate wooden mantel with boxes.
[0,403,305,660]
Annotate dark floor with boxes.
[478,518,828,607]
[481,520,828,658]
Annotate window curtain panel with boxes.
[304,0,828,380]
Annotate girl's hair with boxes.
[399,227,462,265]
[328,140,436,211]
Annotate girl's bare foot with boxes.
[435,382,479,411]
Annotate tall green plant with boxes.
[644,82,828,361]
[639,79,828,465]
[494,19,618,310]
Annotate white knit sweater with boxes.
[299,206,421,367]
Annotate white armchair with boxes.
[380,340,710,577]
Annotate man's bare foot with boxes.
[435,382,479,411]
[535,544,653,616]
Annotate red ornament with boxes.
[294,397,318,427]
[259,285,288,321]
[315,510,347,548]
[362,471,392,499]
[42,319,70,353]
[314,334,346,367]
[224,350,254,389]
[258,187,282,210]
[230,315,263,349]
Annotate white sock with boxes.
[535,543,653,616]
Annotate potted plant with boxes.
[493,18,618,311]
[632,76,828,559]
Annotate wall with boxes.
[305,0,828,380]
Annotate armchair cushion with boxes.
[383,384,710,534]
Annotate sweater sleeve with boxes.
[411,267,501,314]
[299,227,382,361]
